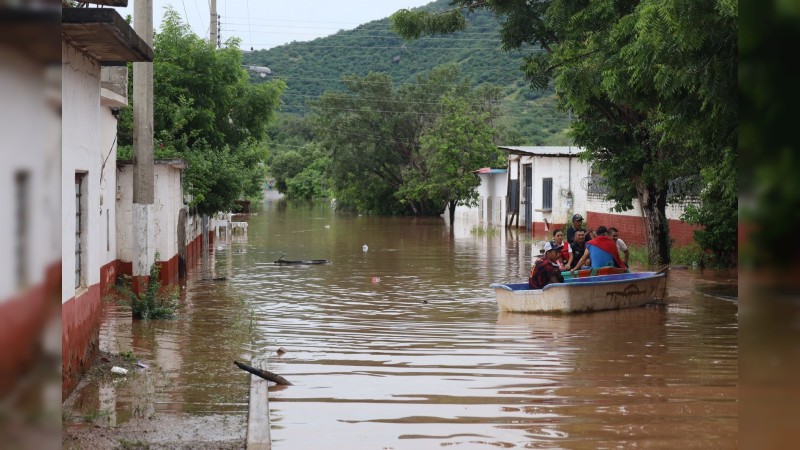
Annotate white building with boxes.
[0,8,61,397]
[61,7,152,396]
[452,146,699,247]
[117,159,203,284]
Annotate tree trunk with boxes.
[448,200,456,226]
[638,182,671,266]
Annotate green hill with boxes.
[243,0,570,145]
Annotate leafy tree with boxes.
[243,0,571,145]
[117,8,285,215]
[391,0,737,265]
[401,97,503,224]
[269,150,306,193]
[311,64,503,218]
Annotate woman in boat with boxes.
[550,230,572,271]
[529,242,565,289]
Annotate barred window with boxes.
[542,178,553,210]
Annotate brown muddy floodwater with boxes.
[64,195,738,449]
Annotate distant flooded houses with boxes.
[452,146,698,246]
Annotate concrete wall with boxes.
[0,45,61,395]
[451,171,508,226]
[0,46,59,301]
[61,41,104,396]
[523,154,590,235]
[117,162,202,283]
[62,41,104,300]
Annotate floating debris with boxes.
[362,244,369,252]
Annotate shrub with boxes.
[118,253,179,320]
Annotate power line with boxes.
[245,0,253,50]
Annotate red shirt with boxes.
[529,257,561,289]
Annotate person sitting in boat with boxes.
[566,214,584,243]
[529,242,565,289]
[569,226,626,275]
[609,227,630,267]
[550,229,572,271]
[569,229,590,270]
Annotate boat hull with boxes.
[490,272,665,314]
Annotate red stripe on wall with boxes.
[62,284,102,399]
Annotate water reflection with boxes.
[65,198,737,449]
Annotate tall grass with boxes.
[471,224,500,237]
[117,253,179,320]
[627,241,706,267]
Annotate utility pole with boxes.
[210,0,218,48]
[133,0,155,292]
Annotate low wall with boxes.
[586,212,699,246]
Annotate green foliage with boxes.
[270,150,306,193]
[117,8,284,215]
[243,0,570,144]
[391,0,737,266]
[628,241,706,268]
[683,159,738,266]
[119,350,137,362]
[390,8,466,39]
[311,64,502,216]
[403,97,502,209]
[470,224,500,237]
[117,253,179,321]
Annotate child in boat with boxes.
[529,242,565,289]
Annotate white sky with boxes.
[119,0,434,51]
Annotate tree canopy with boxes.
[118,8,285,215]
[307,64,504,218]
[243,0,571,146]
[392,0,737,265]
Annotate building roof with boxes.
[498,146,584,157]
[62,8,152,65]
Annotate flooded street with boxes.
[65,195,737,449]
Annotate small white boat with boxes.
[490,271,667,314]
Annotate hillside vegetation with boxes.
[243,0,570,145]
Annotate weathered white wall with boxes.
[452,147,692,235]
[117,163,191,265]
[116,165,134,263]
[0,47,60,302]
[62,42,102,302]
[585,197,691,221]
[451,171,508,226]
[523,154,590,226]
[153,165,183,260]
[99,98,122,266]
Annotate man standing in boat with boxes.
[566,214,585,243]
[529,242,565,289]
[569,225,627,274]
